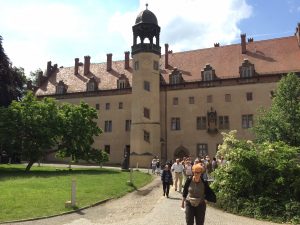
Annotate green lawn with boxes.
[0,164,153,222]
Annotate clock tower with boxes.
[130,4,161,167]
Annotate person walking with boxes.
[151,157,157,174]
[161,164,173,197]
[171,158,184,192]
[181,163,216,225]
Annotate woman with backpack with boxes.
[181,163,216,225]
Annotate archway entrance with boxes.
[173,145,189,160]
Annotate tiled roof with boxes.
[36,35,300,96]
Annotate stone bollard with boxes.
[71,178,76,207]
[65,178,76,208]
[127,168,133,185]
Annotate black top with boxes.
[182,177,217,203]
[135,9,158,25]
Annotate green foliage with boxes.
[0,36,27,107]
[213,131,300,224]
[0,92,106,171]
[29,68,43,86]
[55,102,102,163]
[253,73,300,147]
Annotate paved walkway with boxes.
[7,169,286,225]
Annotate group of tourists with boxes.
[153,155,220,225]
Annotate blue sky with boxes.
[0,0,299,76]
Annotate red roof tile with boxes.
[36,35,300,96]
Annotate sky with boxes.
[0,0,299,76]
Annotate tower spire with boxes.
[146,3,148,9]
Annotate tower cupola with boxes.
[131,4,161,56]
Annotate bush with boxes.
[212,130,300,224]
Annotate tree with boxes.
[0,92,105,171]
[253,73,300,146]
[29,68,43,86]
[56,102,103,163]
[1,92,61,171]
[0,36,27,107]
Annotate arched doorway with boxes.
[173,145,189,159]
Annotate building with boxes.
[35,7,300,167]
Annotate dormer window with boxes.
[117,74,129,89]
[240,59,255,78]
[87,82,95,91]
[201,64,217,81]
[169,68,183,84]
[56,81,66,94]
[204,70,213,81]
[86,77,98,92]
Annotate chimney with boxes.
[84,56,91,75]
[165,43,169,69]
[214,43,220,47]
[74,58,79,75]
[296,23,300,46]
[124,51,130,69]
[107,53,112,71]
[46,61,52,76]
[241,33,247,54]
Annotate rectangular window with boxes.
[242,114,253,128]
[189,96,195,104]
[241,67,252,78]
[104,120,112,132]
[119,102,123,109]
[219,116,229,129]
[207,95,213,103]
[196,116,207,130]
[56,85,64,94]
[95,103,100,110]
[153,60,159,70]
[87,82,95,91]
[134,61,139,70]
[125,120,131,131]
[104,145,110,154]
[117,80,126,89]
[144,130,150,143]
[197,144,208,157]
[225,94,231,102]
[105,103,110,110]
[173,97,179,105]
[144,81,150,91]
[144,107,150,119]
[203,70,213,81]
[246,92,253,101]
[171,117,181,130]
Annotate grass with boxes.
[0,164,153,222]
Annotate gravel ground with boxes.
[5,173,288,225]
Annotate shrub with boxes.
[212,130,300,224]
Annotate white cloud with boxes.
[0,0,252,76]
[108,0,252,53]
[0,1,95,74]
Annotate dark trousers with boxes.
[162,182,170,196]
[185,200,206,225]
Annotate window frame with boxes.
[197,143,208,157]
[171,117,181,130]
[196,116,207,130]
[104,120,112,132]
[242,114,253,128]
